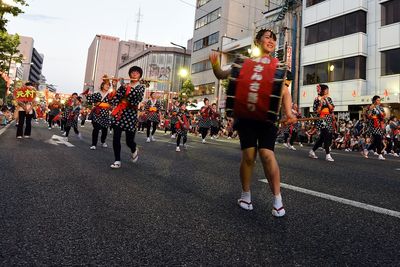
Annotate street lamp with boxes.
[170,42,188,106]
[178,68,188,79]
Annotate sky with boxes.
[6,0,196,93]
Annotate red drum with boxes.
[226,56,286,123]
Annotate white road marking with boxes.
[48,135,75,147]
[259,179,400,219]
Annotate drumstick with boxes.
[102,77,171,84]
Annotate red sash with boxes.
[200,106,210,119]
[176,114,189,130]
[111,85,138,120]
[234,57,278,120]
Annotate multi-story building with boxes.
[300,0,400,118]
[218,0,302,108]
[9,36,44,85]
[84,35,120,93]
[84,35,159,93]
[28,48,44,84]
[118,46,190,104]
[190,0,268,105]
[116,40,158,75]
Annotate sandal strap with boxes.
[273,206,284,211]
[239,199,252,205]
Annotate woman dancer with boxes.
[363,95,386,160]
[210,103,220,139]
[64,95,82,142]
[210,28,297,217]
[198,98,212,144]
[84,76,112,150]
[109,66,145,169]
[145,92,162,143]
[175,102,190,152]
[308,84,336,162]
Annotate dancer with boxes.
[363,95,386,160]
[283,103,302,150]
[210,103,221,139]
[169,99,180,138]
[308,84,336,162]
[84,76,112,150]
[198,98,212,144]
[47,93,61,130]
[109,66,145,169]
[145,92,162,143]
[209,28,297,217]
[175,102,190,151]
[15,83,36,138]
[64,94,82,142]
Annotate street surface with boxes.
[1,121,399,265]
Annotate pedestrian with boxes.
[308,84,336,162]
[145,91,162,143]
[209,28,297,217]
[109,66,145,169]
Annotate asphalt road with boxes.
[1,120,399,266]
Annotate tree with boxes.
[220,79,229,94]
[0,32,22,73]
[0,0,28,31]
[178,79,194,103]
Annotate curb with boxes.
[0,121,13,137]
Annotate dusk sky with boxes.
[6,0,196,93]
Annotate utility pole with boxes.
[135,8,142,41]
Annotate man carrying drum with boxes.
[209,28,297,217]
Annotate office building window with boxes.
[305,11,366,45]
[197,0,212,8]
[381,48,400,75]
[195,8,221,29]
[193,32,219,51]
[306,0,326,7]
[193,82,215,96]
[381,0,400,26]
[192,60,212,74]
[303,56,366,85]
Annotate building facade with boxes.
[28,48,44,84]
[118,46,191,103]
[84,35,160,93]
[300,0,400,118]
[190,0,269,105]
[83,35,120,92]
[8,36,44,85]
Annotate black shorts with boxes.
[237,119,278,150]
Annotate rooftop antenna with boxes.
[135,7,143,41]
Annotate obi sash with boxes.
[320,107,331,118]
